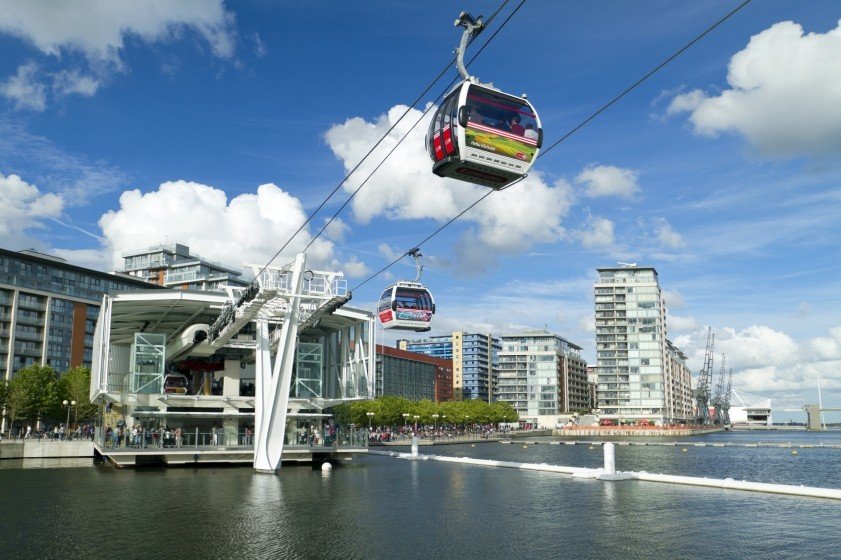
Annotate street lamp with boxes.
[402,413,409,430]
[63,399,76,434]
[432,413,439,436]
[413,415,419,433]
[465,415,470,434]
[366,411,375,430]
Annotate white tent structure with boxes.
[729,390,772,426]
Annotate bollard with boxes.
[411,436,419,457]
[604,442,616,474]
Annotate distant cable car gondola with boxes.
[377,248,435,332]
[427,12,543,190]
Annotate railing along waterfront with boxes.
[97,427,368,451]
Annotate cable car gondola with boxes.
[377,249,435,332]
[427,12,543,190]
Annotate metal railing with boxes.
[97,426,368,451]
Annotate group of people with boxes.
[7,423,95,441]
[104,424,184,449]
[367,424,512,443]
[467,106,538,140]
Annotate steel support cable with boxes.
[539,0,753,158]
[348,0,752,294]
[303,0,528,255]
[251,0,516,282]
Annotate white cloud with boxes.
[0,1,236,63]
[341,256,370,279]
[0,1,235,110]
[669,20,841,158]
[0,172,64,247]
[653,218,685,249]
[53,69,100,97]
[323,104,572,259]
[662,290,685,309]
[575,164,640,198]
[666,313,697,334]
[98,180,336,271]
[576,215,615,249]
[0,63,46,111]
[810,327,841,361]
[322,217,350,243]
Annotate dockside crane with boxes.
[711,353,727,425]
[693,327,714,424]
[721,367,733,427]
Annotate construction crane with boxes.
[693,327,714,425]
[711,353,726,425]
[721,367,733,427]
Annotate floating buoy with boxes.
[791,450,798,456]
[588,446,594,450]
[681,448,688,452]
[321,461,333,471]
[523,445,528,449]
[471,444,475,448]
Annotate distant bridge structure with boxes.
[785,404,841,431]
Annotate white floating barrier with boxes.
[367,443,841,500]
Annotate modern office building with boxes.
[0,247,159,380]
[121,243,250,292]
[594,265,693,423]
[376,345,452,402]
[398,332,499,402]
[496,329,588,427]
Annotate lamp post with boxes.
[366,411,375,430]
[63,400,76,434]
[402,413,409,433]
[413,415,419,433]
[432,413,439,439]
[465,415,470,435]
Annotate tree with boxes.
[59,366,97,427]
[9,364,61,429]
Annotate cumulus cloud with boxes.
[0,63,46,111]
[0,172,64,247]
[323,104,573,267]
[669,20,841,158]
[662,290,685,309]
[98,180,339,271]
[653,218,685,249]
[341,256,370,278]
[810,327,841,361]
[575,164,640,198]
[0,1,235,63]
[575,214,615,249]
[667,314,697,334]
[0,1,236,109]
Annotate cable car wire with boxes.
[348,0,753,294]
[539,0,753,158]
[303,2,528,255]
[250,0,519,282]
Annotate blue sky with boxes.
[2,1,840,421]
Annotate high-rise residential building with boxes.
[398,332,499,402]
[121,243,250,292]
[664,340,694,421]
[496,329,589,427]
[594,265,693,423]
[0,248,159,380]
[375,345,453,402]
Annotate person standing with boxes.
[210,424,218,446]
